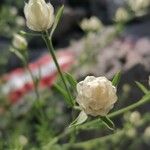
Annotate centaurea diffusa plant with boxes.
[21,0,150,149]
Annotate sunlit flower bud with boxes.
[129,111,142,126]
[24,0,54,31]
[80,16,103,32]
[115,7,130,23]
[76,76,118,116]
[143,126,150,144]
[12,34,27,50]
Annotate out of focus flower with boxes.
[10,7,18,16]
[12,34,27,50]
[76,76,117,116]
[129,111,143,126]
[126,128,137,138]
[115,7,130,23]
[16,16,25,26]
[143,126,150,143]
[80,17,103,32]
[19,135,28,146]
[24,0,54,31]
[128,0,150,13]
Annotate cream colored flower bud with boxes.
[143,126,150,143]
[76,76,118,116]
[115,7,130,23]
[129,111,142,126]
[128,0,150,12]
[16,16,25,26]
[80,16,103,32]
[19,135,28,146]
[126,128,137,138]
[10,7,18,16]
[12,34,27,50]
[24,0,54,31]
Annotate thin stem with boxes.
[42,31,74,107]
[24,55,46,120]
[63,130,124,149]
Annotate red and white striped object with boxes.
[2,50,75,104]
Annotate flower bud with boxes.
[128,0,150,13]
[143,126,150,144]
[24,0,54,31]
[12,34,27,50]
[126,128,137,138]
[115,7,130,23]
[80,17,103,32]
[16,16,25,26]
[10,7,18,16]
[19,135,28,146]
[76,76,118,116]
[129,111,142,126]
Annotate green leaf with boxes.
[53,83,73,106]
[69,111,88,128]
[64,73,77,90]
[135,81,149,94]
[112,71,121,87]
[50,5,64,39]
[100,116,115,130]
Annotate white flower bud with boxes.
[115,7,130,23]
[12,34,28,50]
[129,111,142,126]
[143,126,150,143]
[10,7,18,16]
[16,16,25,26]
[128,0,150,12]
[76,76,118,116]
[24,0,54,31]
[80,17,103,32]
[19,135,28,146]
[126,128,137,138]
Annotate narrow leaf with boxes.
[112,71,121,87]
[53,84,72,106]
[69,111,88,128]
[100,116,115,130]
[135,81,149,94]
[50,5,64,38]
[64,73,77,90]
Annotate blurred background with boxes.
[0,0,150,149]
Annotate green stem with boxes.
[42,31,74,107]
[63,130,124,149]
[24,55,46,120]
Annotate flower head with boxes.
[24,0,54,31]
[80,17,103,32]
[115,7,130,23]
[76,76,117,116]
